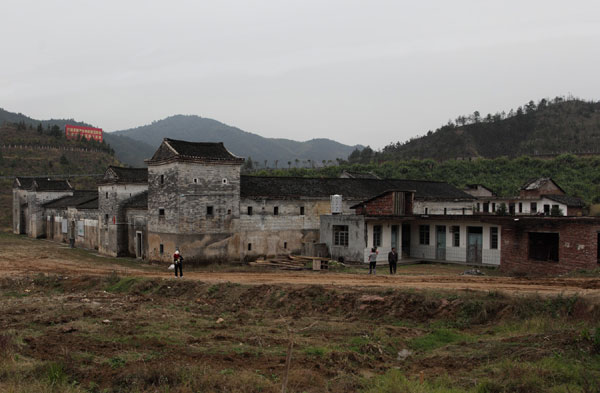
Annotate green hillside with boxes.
[362,97,600,162]
[0,123,121,231]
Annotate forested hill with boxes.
[355,98,600,163]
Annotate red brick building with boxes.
[498,217,600,275]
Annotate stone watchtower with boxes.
[145,138,245,263]
[97,166,149,257]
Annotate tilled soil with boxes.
[1,237,599,300]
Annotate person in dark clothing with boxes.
[368,247,378,275]
[173,250,184,278]
[388,247,398,274]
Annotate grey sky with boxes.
[2,0,599,149]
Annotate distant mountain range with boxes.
[0,109,362,167]
[111,115,363,167]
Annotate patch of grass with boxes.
[348,336,370,353]
[303,346,328,357]
[105,276,141,293]
[363,369,465,393]
[108,356,126,369]
[409,328,472,351]
[46,361,68,386]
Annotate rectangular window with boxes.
[300,206,305,215]
[425,208,428,215]
[159,244,164,255]
[531,202,537,213]
[373,225,382,247]
[248,243,252,251]
[518,203,523,213]
[105,192,108,199]
[544,204,550,215]
[490,227,498,249]
[207,206,214,216]
[159,208,165,216]
[104,214,108,224]
[528,232,559,262]
[419,225,430,245]
[476,203,480,212]
[492,203,496,212]
[284,242,287,249]
[333,225,349,246]
[483,202,489,213]
[443,208,447,215]
[247,206,253,215]
[452,226,460,247]
[274,206,279,215]
[160,175,164,184]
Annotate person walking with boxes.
[388,247,398,275]
[368,247,378,275]
[173,249,184,278]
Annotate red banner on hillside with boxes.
[65,125,103,142]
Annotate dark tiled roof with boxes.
[349,189,415,209]
[99,166,148,184]
[122,191,148,209]
[542,194,585,207]
[14,177,72,191]
[148,138,244,163]
[241,176,474,201]
[520,177,565,193]
[77,198,99,210]
[43,190,97,208]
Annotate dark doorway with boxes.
[48,216,55,239]
[467,226,483,263]
[391,225,399,250]
[401,224,411,258]
[436,225,446,260]
[19,208,26,234]
[136,232,143,258]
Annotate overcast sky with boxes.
[2,1,599,149]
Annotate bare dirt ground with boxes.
[2,233,600,392]
[2,234,600,300]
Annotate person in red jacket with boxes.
[173,250,184,278]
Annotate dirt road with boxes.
[2,234,600,299]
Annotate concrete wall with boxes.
[12,189,27,234]
[320,215,366,263]
[363,219,501,265]
[45,208,99,250]
[23,190,73,238]
[413,200,474,215]
[475,197,568,216]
